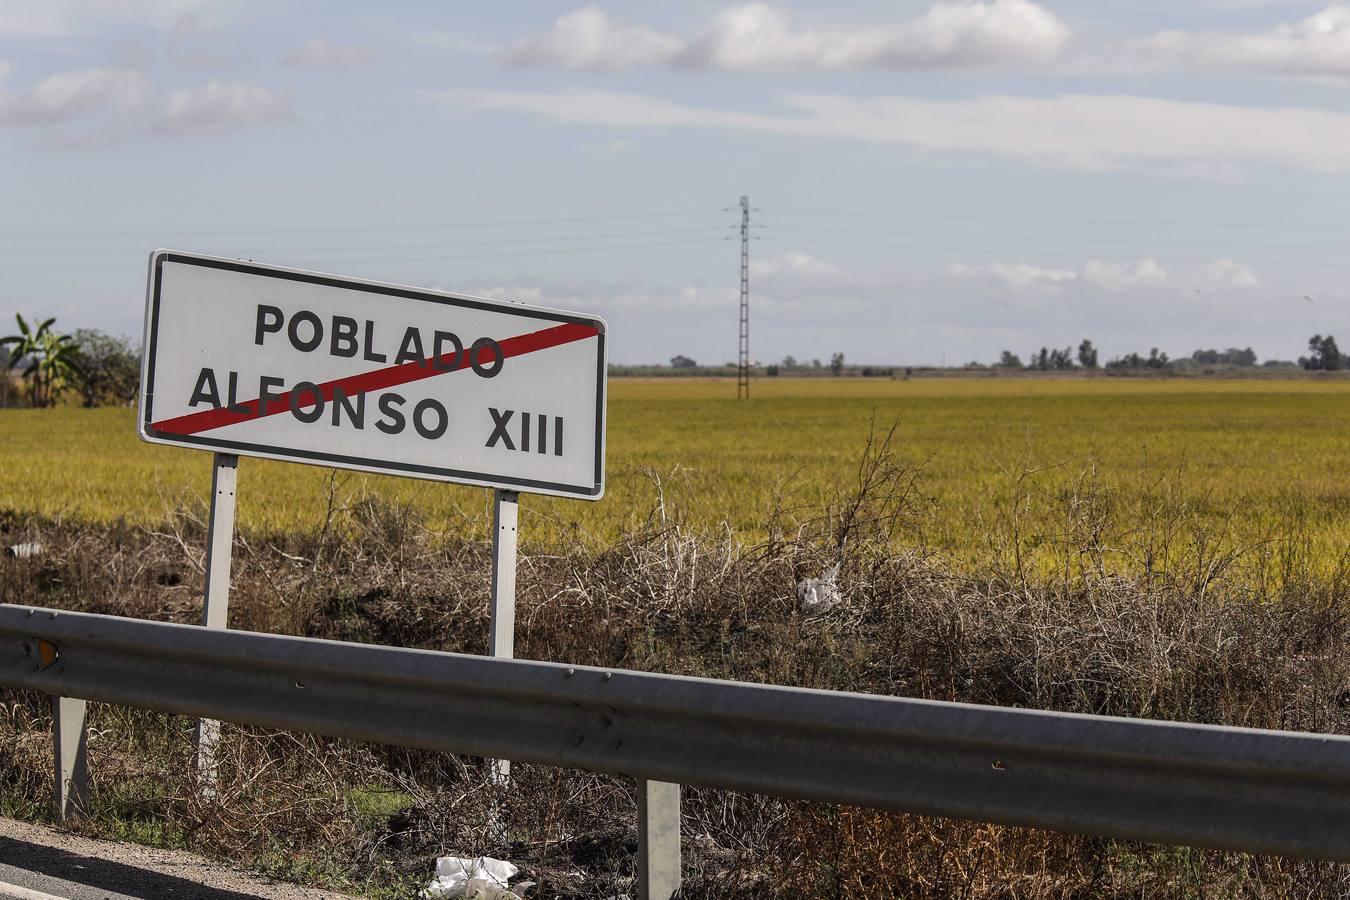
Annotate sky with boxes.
[3,1,1350,366]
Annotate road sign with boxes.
[139,250,607,498]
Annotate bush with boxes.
[71,329,140,407]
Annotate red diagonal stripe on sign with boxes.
[150,321,598,437]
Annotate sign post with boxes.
[489,488,518,782]
[124,250,685,891]
[196,452,238,791]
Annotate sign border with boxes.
[139,250,607,499]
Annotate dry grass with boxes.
[3,422,1350,897]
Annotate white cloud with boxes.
[155,79,290,134]
[949,261,1077,291]
[1137,4,1350,80]
[949,257,1261,299]
[0,67,149,126]
[992,261,1078,289]
[468,282,736,312]
[0,66,291,142]
[691,0,1067,71]
[1190,259,1259,290]
[752,251,840,277]
[284,37,379,70]
[1083,258,1169,291]
[0,0,231,39]
[508,6,683,71]
[430,87,1350,174]
[508,1,1068,73]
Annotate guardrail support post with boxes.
[489,489,519,782]
[195,453,237,793]
[637,779,681,900]
[52,696,88,820]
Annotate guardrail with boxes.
[4,604,1350,898]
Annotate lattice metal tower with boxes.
[737,195,750,400]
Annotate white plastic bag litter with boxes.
[464,879,523,900]
[420,856,520,899]
[796,562,841,614]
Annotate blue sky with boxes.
[3,0,1349,365]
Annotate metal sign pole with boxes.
[488,488,518,782]
[195,452,237,791]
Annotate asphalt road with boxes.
[0,818,353,900]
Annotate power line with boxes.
[0,226,735,257]
[0,236,731,270]
[0,209,727,239]
[763,208,1350,232]
[761,224,1350,253]
[758,236,1350,268]
[5,205,1346,240]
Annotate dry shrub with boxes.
[2,424,1350,897]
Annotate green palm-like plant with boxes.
[0,314,83,408]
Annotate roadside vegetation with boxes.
[2,423,1349,896]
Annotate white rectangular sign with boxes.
[139,251,607,499]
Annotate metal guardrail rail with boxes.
[4,604,1350,879]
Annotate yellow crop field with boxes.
[2,377,1348,574]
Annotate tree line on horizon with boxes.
[994,336,1341,372]
[659,335,1343,375]
[7,318,1344,404]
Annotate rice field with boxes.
[2,376,1348,574]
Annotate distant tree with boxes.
[829,352,845,376]
[1304,334,1342,370]
[811,358,822,369]
[1147,347,1169,369]
[1035,347,1050,370]
[669,354,698,369]
[1191,347,1258,367]
[766,364,780,377]
[996,351,1023,368]
[1077,339,1098,368]
[1049,347,1074,370]
[70,329,140,407]
[1323,336,1342,371]
[0,314,82,408]
[781,355,797,368]
[1303,335,1321,370]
